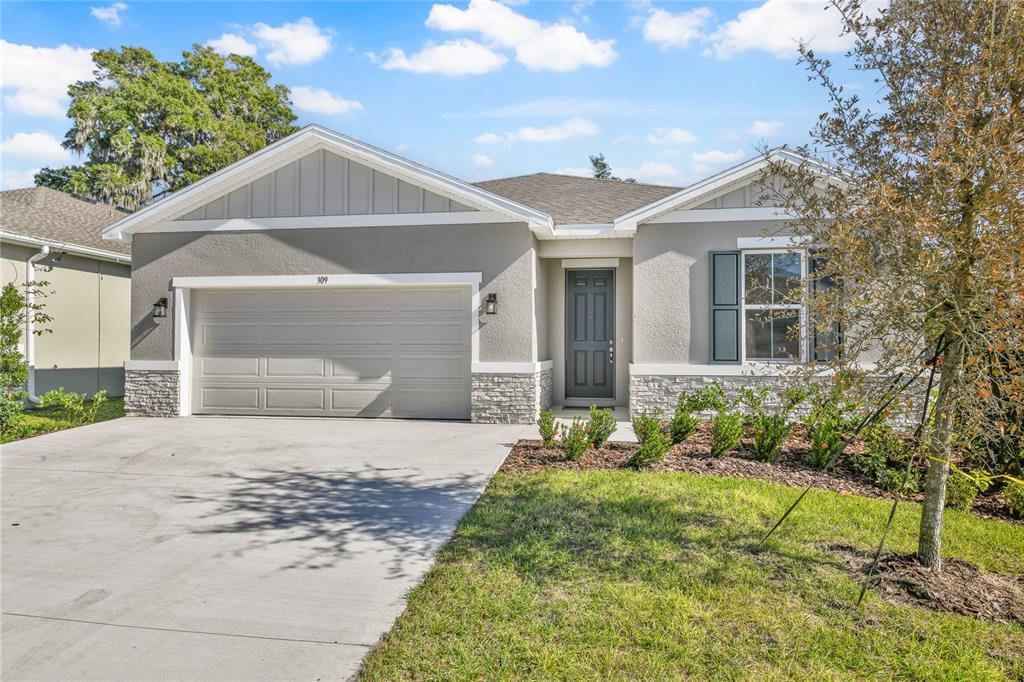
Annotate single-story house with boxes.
[1,187,132,398]
[102,124,831,423]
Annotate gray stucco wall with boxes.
[130,223,536,363]
[632,220,790,364]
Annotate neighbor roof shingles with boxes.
[0,187,131,256]
[474,172,681,225]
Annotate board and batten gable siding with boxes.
[176,150,478,221]
[690,175,783,210]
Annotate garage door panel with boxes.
[265,387,326,410]
[192,286,470,419]
[201,356,261,377]
[265,357,326,377]
[200,387,260,410]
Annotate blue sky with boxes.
[0,0,863,190]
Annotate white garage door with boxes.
[191,286,471,419]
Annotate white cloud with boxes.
[747,119,783,136]
[372,39,507,76]
[207,33,258,57]
[0,167,40,190]
[90,2,127,28]
[449,96,661,119]
[618,161,681,182]
[691,149,745,174]
[705,0,853,59]
[252,17,333,66]
[471,153,494,167]
[477,117,599,145]
[645,127,697,144]
[425,0,616,72]
[642,7,712,49]
[553,166,591,177]
[290,86,362,115]
[0,41,95,118]
[0,131,71,163]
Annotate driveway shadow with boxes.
[177,467,486,576]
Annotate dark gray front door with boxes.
[565,269,614,400]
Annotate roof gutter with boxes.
[25,245,49,404]
[1,230,131,264]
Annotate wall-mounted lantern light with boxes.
[484,293,498,315]
[152,297,168,319]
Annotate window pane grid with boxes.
[742,250,805,362]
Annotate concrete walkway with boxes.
[1,416,530,681]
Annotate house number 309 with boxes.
[316,276,329,285]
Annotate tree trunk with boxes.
[917,335,963,572]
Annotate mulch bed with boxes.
[501,423,1022,524]
[829,544,1024,626]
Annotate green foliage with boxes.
[537,409,559,447]
[945,469,991,511]
[631,409,664,446]
[851,424,921,494]
[0,282,52,397]
[741,385,804,463]
[38,389,108,425]
[588,153,636,183]
[803,385,860,469]
[711,412,744,457]
[1005,480,1024,519]
[36,45,297,209]
[628,431,670,469]
[0,394,26,440]
[585,406,617,449]
[669,384,725,445]
[560,418,589,461]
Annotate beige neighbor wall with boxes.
[0,241,130,396]
[129,223,539,364]
[544,256,632,407]
[632,219,790,364]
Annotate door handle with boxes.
[608,339,614,363]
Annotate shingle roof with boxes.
[0,187,131,256]
[474,173,681,225]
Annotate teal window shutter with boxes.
[710,251,741,363]
[810,252,841,361]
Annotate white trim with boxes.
[102,124,552,242]
[151,211,510,234]
[629,363,788,377]
[472,360,552,374]
[649,207,797,224]
[540,223,619,240]
[737,235,811,249]
[613,148,837,232]
[1,230,131,263]
[171,272,483,290]
[739,249,808,364]
[175,288,193,416]
[560,258,619,269]
[124,360,180,371]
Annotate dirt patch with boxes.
[501,424,1021,524]
[828,544,1024,625]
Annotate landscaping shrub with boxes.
[628,430,670,469]
[669,384,725,444]
[1006,480,1024,519]
[38,388,108,425]
[631,409,664,446]
[537,409,559,447]
[711,412,744,457]
[852,424,921,493]
[560,417,589,461]
[586,406,617,448]
[0,394,25,440]
[945,469,991,511]
[742,385,805,463]
[803,385,860,469]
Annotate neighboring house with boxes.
[102,124,827,423]
[1,187,132,398]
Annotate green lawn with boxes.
[1,397,124,444]
[361,470,1024,681]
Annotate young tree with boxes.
[589,154,636,183]
[767,0,1023,571]
[36,45,297,209]
[0,282,52,396]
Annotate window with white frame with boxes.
[741,250,806,362]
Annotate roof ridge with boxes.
[475,172,682,191]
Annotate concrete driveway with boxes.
[1,416,529,681]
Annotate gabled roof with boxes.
[474,173,680,225]
[613,147,837,233]
[102,124,554,242]
[1,187,131,259]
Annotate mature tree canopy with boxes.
[589,154,636,183]
[768,0,1023,571]
[35,45,297,210]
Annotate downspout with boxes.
[25,245,49,403]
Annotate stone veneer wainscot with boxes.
[471,367,552,424]
[124,368,180,417]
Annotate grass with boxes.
[361,470,1024,681]
[0,397,124,444]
